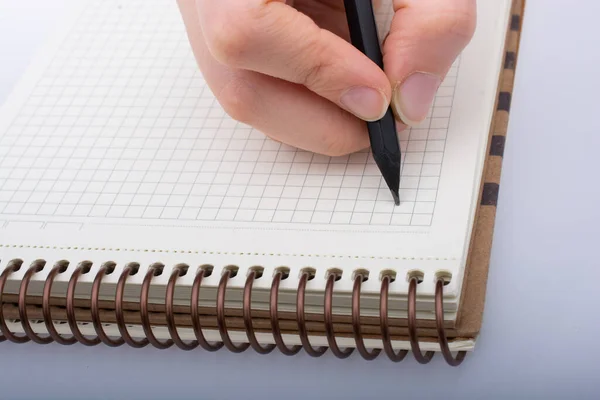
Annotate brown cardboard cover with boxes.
[454,0,526,338]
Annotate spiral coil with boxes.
[0,260,466,366]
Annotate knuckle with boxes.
[434,7,476,43]
[300,62,324,89]
[297,37,335,91]
[216,77,257,125]
[301,58,333,92]
[206,18,252,66]
[279,23,337,91]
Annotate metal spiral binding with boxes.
[91,262,124,347]
[0,259,466,366]
[43,261,77,345]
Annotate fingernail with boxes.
[340,86,388,121]
[393,73,441,126]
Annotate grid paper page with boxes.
[0,0,514,294]
[0,0,459,229]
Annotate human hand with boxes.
[177,0,476,156]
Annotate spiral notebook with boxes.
[0,0,524,365]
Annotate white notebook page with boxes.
[0,0,512,298]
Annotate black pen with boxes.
[344,0,401,205]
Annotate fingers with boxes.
[177,0,370,156]
[218,72,371,156]
[384,0,477,126]
[195,0,393,122]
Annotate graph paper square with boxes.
[0,0,462,229]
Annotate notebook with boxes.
[0,0,524,365]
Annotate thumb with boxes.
[383,0,477,126]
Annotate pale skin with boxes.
[176,0,476,156]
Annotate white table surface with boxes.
[1,1,599,398]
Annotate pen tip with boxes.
[391,190,400,206]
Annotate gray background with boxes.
[1,0,599,398]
